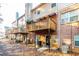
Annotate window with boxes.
[61,12,70,24]
[51,3,56,8]
[61,18,69,24]
[74,35,79,47]
[70,15,78,22]
[37,11,40,15]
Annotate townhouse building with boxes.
[29,3,58,48]
[11,3,79,53]
[59,3,79,53]
[29,3,79,53]
[11,14,28,43]
[11,20,18,40]
[11,3,33,44]
[17,14,27,43]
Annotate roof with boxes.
[12,20,16,24]
[12,14,25,24]
[17,14,25,21]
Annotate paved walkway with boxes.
[0,39,24,56]
[0,39,41,56]
[0,39,79,56]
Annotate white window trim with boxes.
[61,9,79,24]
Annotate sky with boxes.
[0,0,40,33]
[1,3,25,27]
[0,2,39,27]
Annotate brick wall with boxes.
[60,24,72,46]
[60,22,79,52]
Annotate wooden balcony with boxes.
[26,24,34,32]
[28,18,56,32]
[16,25,28,34]
[12,26,27,34]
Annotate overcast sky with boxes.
[0,3,39,27]
[0,0,40,33]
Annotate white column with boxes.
[57,12,61,48]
